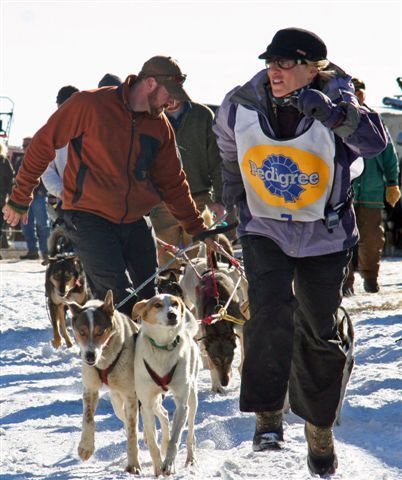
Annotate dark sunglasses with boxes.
[265,58,306,70]
[155,74,187,85]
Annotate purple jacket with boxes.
[213,69,387,257]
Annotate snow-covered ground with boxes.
[1,256,402,479]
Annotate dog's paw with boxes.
[211,384,225,394]
[161,459,175,476]
[125,463,141,475]
[185,453,196,467]
[78,442,94,461]
[65,338,73,348]
[153,462,163,477]
[52,338,61,349]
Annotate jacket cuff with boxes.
[7,199,29,215]
[332,102,361,138]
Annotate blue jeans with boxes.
[21,195,50,254]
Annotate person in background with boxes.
[98,73,122,88]
[17,137,50,265]
[3,56,217,315]
[42,79,122,205]
[42,86,79,206]
[0,142,14,259]
[150,98,224,270]
[342,78,401,295]
[213,28,387,477]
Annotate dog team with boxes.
[4,26,385,477]
[44,208,249,476]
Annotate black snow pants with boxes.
[239,235,352,427]
[64,210,158,315]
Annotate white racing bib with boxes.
[234,105,336,222]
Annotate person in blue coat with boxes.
[213,27,387,477]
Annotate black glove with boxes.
[290,89,344,128]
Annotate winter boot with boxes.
[252,410,284,451]
[41,253,50,266]
[20,251,40,260]
[305,422,338,477]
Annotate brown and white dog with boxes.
[132,294,199,476]
[69,290,141,474]
[45,225,89,348]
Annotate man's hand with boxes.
[1,204,27,227]
[209,202,225,221]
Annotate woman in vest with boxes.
[213,27,387,477]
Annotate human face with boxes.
[147,84,174,116]
[267,59,318,98]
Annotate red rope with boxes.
[201,315,214,325]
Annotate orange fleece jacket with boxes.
[10,76,206,236]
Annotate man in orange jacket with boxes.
[3,56,216,314]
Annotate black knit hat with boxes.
[56,85,79,105]
[258,27,327,61]
[98,73,122,88]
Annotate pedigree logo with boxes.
[242,145,330,209]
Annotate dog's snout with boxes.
[85,351,96,365]
[167,311,177,325]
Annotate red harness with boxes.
[143,359,178,392]
[95,344,124,386]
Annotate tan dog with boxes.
[69,291,141,474]
[132,294,199,476]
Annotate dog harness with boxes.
[143,359,178,392]
[95,345,124,385]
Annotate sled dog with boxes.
[69,291,141,473]
[45,227,89,348]
[132,293,199,476]
[195,268,248,393]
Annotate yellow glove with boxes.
[386,185,401,207]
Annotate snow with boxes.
[1,257,402,479]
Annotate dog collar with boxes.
[147,335,180,351]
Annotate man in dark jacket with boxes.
[343,78,401,294]
[0,142,14,257]
[17,137,51,265]
[150,99,224,269]
[3,56,217,314]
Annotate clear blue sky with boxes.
[1,0,401,146]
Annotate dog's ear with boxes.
[132,299,148,320]
[103,290,114,317]
[67,301,83,318]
